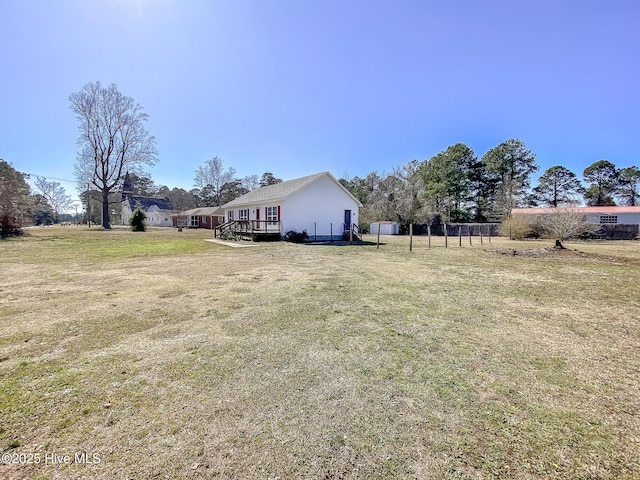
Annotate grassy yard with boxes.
[1,227,639,479]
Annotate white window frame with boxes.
[239,209,249,221]
[267,206,278,224]
[599,215,618,224]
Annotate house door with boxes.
[255,208,260,230]
[344,209,352,232]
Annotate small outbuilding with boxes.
[370,221,399,235]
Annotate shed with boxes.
[370,221,399,235]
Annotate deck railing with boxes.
[215,220,281,238]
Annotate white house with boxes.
[121,197,174,227]
[512,206,640,225]
[222,171,362,240]
[120,172,174,227]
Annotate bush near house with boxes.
[129,207,147,232]
[499,215,534,240]
[284,230,309,243]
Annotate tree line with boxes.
[3,82,639,235]
[0,159,76,236]
[339,139,639,230]
[118,162,282,212]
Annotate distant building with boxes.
[120,173,174,227]
[171,206,225,228]
[512,206,640,225]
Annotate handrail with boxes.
[351,223,362,241]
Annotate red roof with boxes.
[512,206,640,214]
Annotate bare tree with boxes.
[539,209,600,248]
[242,175,260,191]
[33,176,72,219]
[70,82,158,228]
[193,156,236,206]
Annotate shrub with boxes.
[539,210,601,241]
[499,215,533,240]
[129,208,146,232]
[284,230,309,243]
[219,230,237,241]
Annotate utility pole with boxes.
[87,183,91,228]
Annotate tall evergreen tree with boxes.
[0,160,33,236]
[616,166,640,206]
[533,165,584,207]
[481,139,538,219]
[419,143,476,222]
[583,160,618,206]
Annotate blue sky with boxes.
[1,0,638,204]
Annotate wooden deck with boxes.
[215,220,362,242]
[215,220,282,241]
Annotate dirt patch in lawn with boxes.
[491,246,639,263]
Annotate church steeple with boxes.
[121,171,133,201]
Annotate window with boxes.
[267,206,279,224]
[190,216,198,227]
[600,215,618,224]
[239,209,249,221]
[228,210,234,221]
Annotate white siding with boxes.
[121,202,173,227]
[283,174,359,236]
[586,212,640,224]
[370,222,399,235]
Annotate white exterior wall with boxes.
[283,175,359,236]
[145,205,173,227]
[370,222,399,235]
[586,212,640,224]
[121,202,172,227]
[121,201,133,225]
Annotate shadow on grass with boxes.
[301,240,384,247]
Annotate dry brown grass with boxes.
[1,227,639,479]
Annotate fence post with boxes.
[489,225,492,244]
[458,225,462,247]
[330,223,333,242]
[409,223,413,252]
[480,224,483,245]
[350,223,353,244]
[428,224,431,249]
[314,222,317,241]
[377,223,380,249]
[444,223,448,248]
[468,224,472,246]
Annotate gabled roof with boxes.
[513,206,640,214]
[171,206,225,217]
[125,196,173,211]
[222,171,362,208]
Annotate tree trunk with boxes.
[102,189,111,229]
[554,239,565,249]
